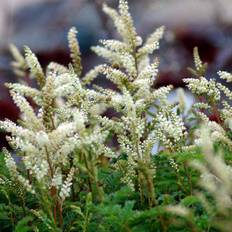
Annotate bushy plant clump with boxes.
[1,0,232,231]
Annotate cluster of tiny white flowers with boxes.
[100,39,129,53]
[118,0,137,47]
[221,101,232,121]
[82,65,104,85]
[184,77,220,102]
[176,88,186,113]
[193,47,203,71]
[218,71,232,83]
[169,158,179,173]
[137,26,165,57]
[194,121,232,148]
[33,160,49,181]
[121,156,136,191]
[46,62,68,75]
[36,131,50,147]
[17,175,35,194]
[6,83,41,104]
[217,82,232,100]
[0,43,112,195]
[54,77,81,97]
[191,127,232,214]
[24,46,45,88]
[68,27,82,76]
[4,150,17,174]
[150,86,173,104]
[51,170,62,188]
[101,65,128,88]
[0,120,33,141]
[73,109,86,132]
[91,46,122,66]
[59,168,75,201]
[154,110,186,150]
[89,0,189,193]
[11,91,43,130]
[4,149,35,193]
[192,102,210,110]
[120,52,137,76]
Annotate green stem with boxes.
[138,164,156,208]
[83,151,104,203]
[144,167,156,207]
[138,172,144,206]
[83,152,93,194]
[184,162,193,195]
[90,161,104,203]
[20,193,26,216]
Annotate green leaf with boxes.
[15,216,33,232]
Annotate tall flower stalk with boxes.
[90,0,186,207]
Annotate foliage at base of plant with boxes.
[1,146,231,231]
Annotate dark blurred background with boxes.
[1,0,232,147]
